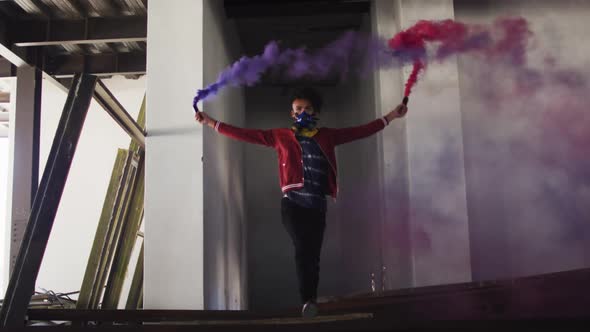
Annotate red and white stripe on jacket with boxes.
[214,117,390,199]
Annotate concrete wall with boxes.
[202,0,247,310]
[454,0,590,280]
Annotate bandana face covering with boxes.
[292,112,318,135]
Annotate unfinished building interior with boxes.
[0,0,589,330]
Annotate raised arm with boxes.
[195,108,275,147]
[329,103,408,146]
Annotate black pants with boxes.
[280,197,326,304]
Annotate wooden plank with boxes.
[100,94,146,309]
[138,292,143,310]
[78,93,146,310]
[90,152,138,309]
[161,313,374,326]
[122,94,145,310]
[0,73,97,328]
[24,267,590,331]
[125,242,144,310]
[24,308,317,323]
[77,149,130,309]
[129,94,146,153]
[102,154,145,309]
[12,319,587,331]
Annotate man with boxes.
[194,87,408,318]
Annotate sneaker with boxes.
[301,301,318,319]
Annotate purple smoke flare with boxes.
[193,31,397,109]
[192,17,540,110]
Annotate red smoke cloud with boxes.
[388,18,531,97]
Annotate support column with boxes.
[145,0,204,309]
[399,0,471,286]
[7,66,35,275]
[371,0,412,290]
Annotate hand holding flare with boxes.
[193,103,217,129]
[384,97,408,124]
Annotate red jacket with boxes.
[215,117,390,199]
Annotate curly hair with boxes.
[290,87,323,113]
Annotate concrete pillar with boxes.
[370,0,412,290]
[145,0,204,309]
[202,0,247,310]
[7,66,35,276]
[398,0,471,286]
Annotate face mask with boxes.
[292,112,318,131]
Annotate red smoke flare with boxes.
[389,18,530,97]
[405,60,425,97]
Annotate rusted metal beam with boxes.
[0,73,97,328]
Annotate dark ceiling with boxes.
[225,0,369,54]
[0,0,147,79]
[0,0,369,82]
